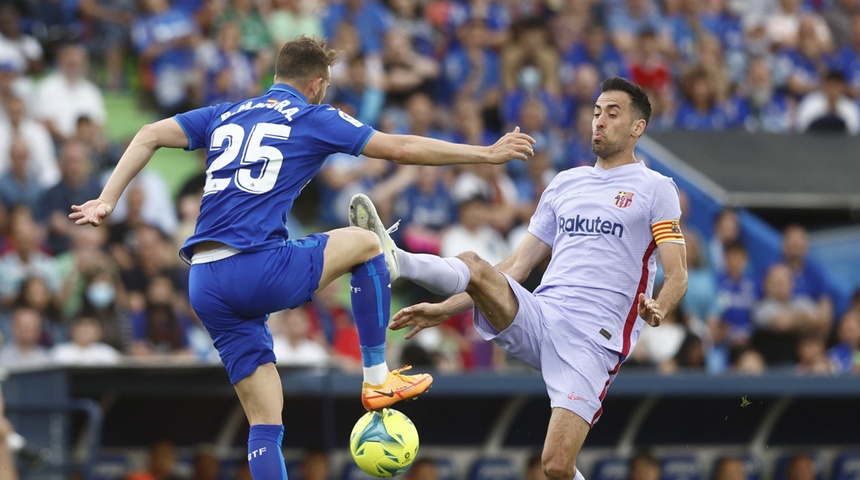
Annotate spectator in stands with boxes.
[308,278,362,372]
[0,390,20,480]
[752,263,817,366]
[441,195,511,267]
[628,449,661,480]
[563,24,630,85]
[75,263,130,352]
[713,456,747,480]
[736,56,794,133]
[0,3,44,76]
[36,139,102,255]
[129,275,194,359]
[628,28,673,98]
[829,310,860,373]
[708,208,741,272]
[266,0,323,47]
[795,333,833,374]
[131,0,201,115]
[107,166,180,248]
[15,275,63,345]
[330,54,385,127]
[835,13,860,98]
[380,29,439,106]
[190,444,221,480]
[824,0,860,48]
[766,0,833,51]
[440,18,502,108]
[316,152,391,229]
[775,16,834,100]
[0,137,42,210]
[607,0,667,56]
[270,307,329,366]
[0,206,59,308]
[674,66,733,130]
[525,451,547,480]
[0,94,59,188]
[115,224,187,311]
[50,313,121,365]
[712,241,757,371]
[0,306,51,368]
[501,18,561,99]
[386,0,435,56]
[211,0,273,74]
[299,449,330,480]
[406,457,439,480]
[32,43,106,142]
[680,234,719,335]
[77,0,135,91]
[784,451,819,480]
[451,162,522,234]
[630,301,692,372]
[796,69,860,134]
[323,0,391,56]
[198,22,258,106]
[125,439,184,480]
[779,224,834,335]
[730,345,767,374]
[382,164,457,255]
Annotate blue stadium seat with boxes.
[660,455,704,480]
[591,456,629,480]
[831,452,860,480]
[90,454,131,480]
[433,457,459,480]
[468,456,520,480]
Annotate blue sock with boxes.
[351,254,390,368]
[248,424,288,480]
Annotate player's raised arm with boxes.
[361,126,536,166]
[69,118,188,226]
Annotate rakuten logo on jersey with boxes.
[558,215,624,238]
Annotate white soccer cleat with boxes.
[349,193,401,282]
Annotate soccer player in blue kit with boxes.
[70,36,535,479]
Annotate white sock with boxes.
[397,248,471,296]
[573,467,586,480]
[363,362,389,386]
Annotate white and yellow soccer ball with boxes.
[349,408,419,478]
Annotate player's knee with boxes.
[348,227,382,261]
[456,251,491,281]
[542,450,576,480]
[542,460,576,480]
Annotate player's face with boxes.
[591,91,637,159]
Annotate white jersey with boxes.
[527,160,685,357]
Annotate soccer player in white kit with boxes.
[350,77,688,480]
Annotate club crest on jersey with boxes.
[614,191,635,208]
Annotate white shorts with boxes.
[473,274,623,426]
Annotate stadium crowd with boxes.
[0,0,859,379]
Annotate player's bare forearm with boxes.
[362,129,535,166]
[654,268,688,320]
[640,241,687,326]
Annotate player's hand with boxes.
[390,302,451,340]
[486,126,536,164]
[638,293,663,327]
[69,199,113,227]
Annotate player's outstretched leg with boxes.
[348,194,433,410]
[349,193,470,296]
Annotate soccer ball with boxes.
[349,408,419,478]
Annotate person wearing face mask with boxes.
[79,267,130,352]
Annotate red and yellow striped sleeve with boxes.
[651,220,685,245]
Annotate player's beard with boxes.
[591,135,625,159]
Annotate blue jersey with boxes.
[174,83,375,262]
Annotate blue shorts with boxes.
[188,234,329,384]
[472,273,623,426]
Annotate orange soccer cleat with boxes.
[361,365,433,411]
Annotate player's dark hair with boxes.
[600,76,652,126]
[276,36,342,86]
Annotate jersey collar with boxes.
[267,83,308,104]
